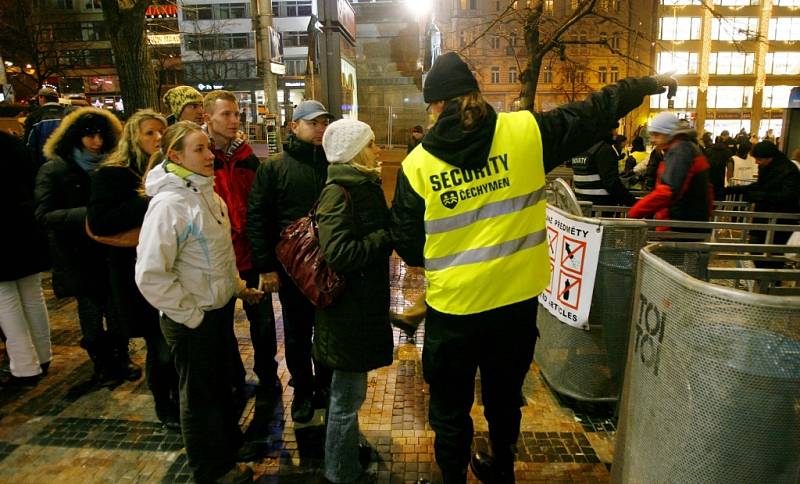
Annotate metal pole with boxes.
[252,0,280,123]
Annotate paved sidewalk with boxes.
[0,257,615,483]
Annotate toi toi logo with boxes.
[634,293,667,376]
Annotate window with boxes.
[460,32,467,48]
[775,0,800,5]
[763,85,793,108]
[610,66,618,82]
[661,0,700,3]
[509,66,518,84]
[58,49,113,67]
[711,17,759,41]
[598,66,607,83]
[185,34,215,51]
[657,51,699,74]
[543,65,552,83]
[491,66,500,84]
[283,31,308,47]
[544,0,554,13]
[714,0,758,5]
[599,31,607,44]
[651,86,698,109]
[490,35,500,49]
[708,52,755,74]
[460,0,476,9]
[659,17,701,40]
[707,86,754,108]
[578,31,588,55]
[568,69,585,84]
[81,22,107,41]
[272,1,312,17]
[219,33,252,49]
[509,33,517,48]
[83,0,101,11]
[769,18,800,41]
[285,58,307,76]
[601,0,620,11]
[610,32,621,50]
[183,5,213,20]
[214,3,249,19]
[765,52,800,75]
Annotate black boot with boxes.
[80,337,122,387]
[470,451,515,484]
[106,337,143,382]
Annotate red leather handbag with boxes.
[275,186,353,308]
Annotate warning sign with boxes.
[538,207,603,330]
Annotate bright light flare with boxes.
[406,0,432,15]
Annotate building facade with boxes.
[653,0,800,139]
[434,0,656,136]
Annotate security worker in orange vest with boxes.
[389,52,676,484]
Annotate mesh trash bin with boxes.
[612,243,800,483]
[534,204,648,401]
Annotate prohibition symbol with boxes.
[557,269,582,310]
[561,236,586,274]
[547,227,559,259]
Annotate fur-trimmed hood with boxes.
[43,107,123,162]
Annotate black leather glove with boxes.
[653,73,678,99]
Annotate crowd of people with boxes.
[0,50,797,484]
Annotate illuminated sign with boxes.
[147,34,181,45]
[146,5,178,18]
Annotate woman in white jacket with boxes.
[135,121,262,484]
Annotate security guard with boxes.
[572,126,638,207]
[390,52,675,484]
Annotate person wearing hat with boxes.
[162,86,205,125]
[407,125,424,154]
[628,112,713,232]
[572,126,637,207]
[725,140,800,267]
[24,86,68,172]
[247,99,335,424]
[34,107,138,386]
[312,119,393,483]
[389,51,677,484]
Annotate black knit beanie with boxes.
[751,141,780,158]
[423,52,480,103]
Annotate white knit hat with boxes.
[322,119,374,163]
[649,112,679,136]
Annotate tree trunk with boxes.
[101,0,158,112]
[521,3,543,111]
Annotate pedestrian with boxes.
[162,86,205,126]
[35,107,135,386]
[731,142,757,182]
[407,125,424,154]
[204,90,280,396]
[628,112,713,233]
[314,119,394,484]
[0,130,52,387]
[725,140,800,267]
[87,109,180,429]
[247,100,335,424]
[389,51,675,484]
[135,121,264,484]
[572,126,637,206]
[704,134,733,199]
[24,86,68,172]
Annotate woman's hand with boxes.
[239,287,265,305]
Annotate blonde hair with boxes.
[103,109,167,174]
[139,121,206,195]
[455,91,488,132]
[349,140,381,177]
[203,90,238,114]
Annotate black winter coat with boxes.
[87,165,158,337]
[312,164,393,372]
[35,156,108,298]
[727,155,800,215]
[704,142,732,200]
[247,135,329,274]
[0,131,50,281]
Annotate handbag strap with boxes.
[310,183,360,232]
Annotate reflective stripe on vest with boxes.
[401,110,550,315]
[573,174,602,182]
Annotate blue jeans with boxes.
[324,369,367,483]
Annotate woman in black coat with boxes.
[0,131,52,385]
[314,119,393,484]
[87,109,179,429]
[34,107,136,385]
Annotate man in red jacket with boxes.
[204,90,279,396]
[628,112,713,232]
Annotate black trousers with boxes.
[423,298,538,481]
[160,301,244,483]
[277,268,332,397]
[241,269,278,384]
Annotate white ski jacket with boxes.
[135,161,245,328]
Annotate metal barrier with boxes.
[534,192,648,402]
[611,243,800,484]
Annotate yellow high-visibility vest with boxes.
[401,110,549,315]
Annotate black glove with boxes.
[653,73,678,99]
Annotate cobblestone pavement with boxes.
[0,257,615,483]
